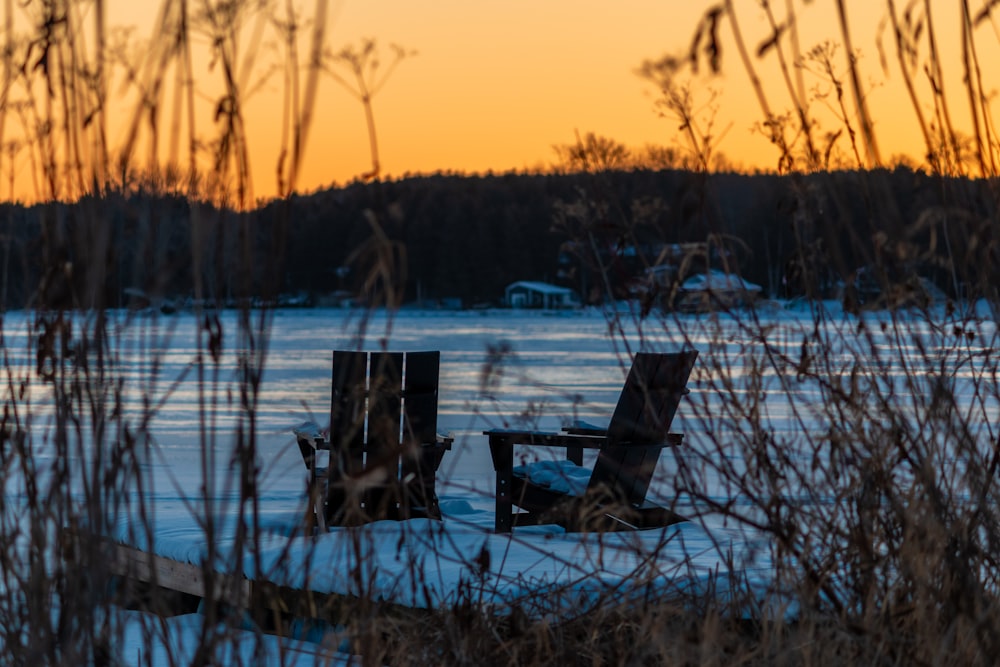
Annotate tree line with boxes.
[0,166,996,311]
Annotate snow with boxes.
[98,306,784,662]
[4,303,995,664]
[505,280,576,295]
[680,269,763,293]
[513,459,590,495]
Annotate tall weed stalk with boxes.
[0,0,331,664]
[575,1,1000,664]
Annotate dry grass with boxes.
[2,1,1000,665]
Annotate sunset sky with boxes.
[287,1,990,189]
[279,0,895,187]
[7,1,996,202]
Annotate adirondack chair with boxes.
[294,350,452,530]
[485,349,698,533]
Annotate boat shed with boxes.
[505,281,581,309]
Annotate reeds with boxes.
[4,0,1000,665]
[0,1,335,664]
[568,1,1000,664]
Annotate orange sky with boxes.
[281,1,988,187]
[259,1,721,192]
[5,1,997,202]
[312,2,715,177]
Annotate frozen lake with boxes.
[97,303,1000,511]
[92,307,703,505]
[8,303,998,517]
[5,303,999,663]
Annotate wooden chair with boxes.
[485,350,698,533]
[294,350,453,530]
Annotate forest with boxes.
[1,165,996,312]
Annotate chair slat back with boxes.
[400,351,442,512]
[327,350,444,523]
[366,352,405,468]
[366,352,404,517]
[591,350,698,505]
[606,350,698,445]
[330,350,368,476]
[402,351,440,445]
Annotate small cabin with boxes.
[505,281,581,309]
[676,270,763,312]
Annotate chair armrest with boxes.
[485,428,683,448]
[410,434,453,449]
[560,424,685,447]
[484,429,608,450]
[561,419,607,436]
[293,421,328,450]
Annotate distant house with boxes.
[676,270,763,312]
[505,281,581,309]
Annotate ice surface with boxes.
[5,303,996,664]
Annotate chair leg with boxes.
[298,437,329,533]
[488,435,514,533]
[302,474,328,535]
[313,487,327,533]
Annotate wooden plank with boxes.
[328,350,368,524]
[618,443,662,503]
[98,537,433,650]
[366,352,404,520]
[402,351,439,445]
[109,542,250,608]
[330,350,368,474]
[367,352,404,458]
[605,351,696,445]
[596,351,696,504]
[647,349,698,444]
[401,351,441,518]
[606,353,652,445]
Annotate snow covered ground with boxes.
[108,307,778,598]
[5,301,998,664]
